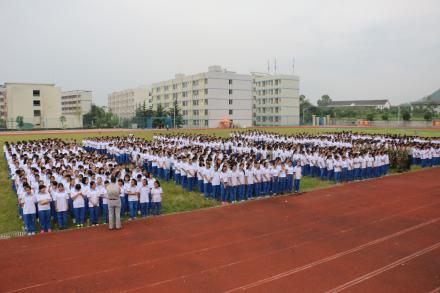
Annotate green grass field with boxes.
[0,127,439,234]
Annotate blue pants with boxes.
[366,167,372,178]
[198,180,204,193]
[128,201,138,219]
[120,197,127,216]
[57,211,68,229]
[101,204,108,223]
[342,168,348,181]
[220,184,228,202]
[294,179,301,193]
[164,169,170,181]
[287,174,293,192]
[187,177,195,192]
[153,166,158,176]
[23,213,36,233]
[238,185,245,200]
[204,183,211,198]
[263,181,270,195]
[272,177,279,195]
[89,206,99,224]
[254,183,261,197]
[38,210,51,232]
[212,185,220,200]
[140,202,150,217]
[279,177,286,194]
[319,168,325,181]
[181,176,187,189]
[246,184,254,199]
[174,173,179,184]
[74,207,85,225]
[327,169,334,181]
[152,202,161,215]
[334,171,341,183]
[228,186,236,202]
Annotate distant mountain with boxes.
[420,88,440,102]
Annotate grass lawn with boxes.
[0,126,439,234]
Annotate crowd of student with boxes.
[5,131,439,235]
[5,139,163,235]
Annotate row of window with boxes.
[256,107,281,114]
[153,88,235,101]
[255,89,282,96]
[254,79,282,87]
[255,116,281,122]
[256,97,281,104]
[153,79,235,93]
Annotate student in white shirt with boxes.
[88,181,100,226]
[71,183,85,227]
[139,179,150,218]
[126,179,140,220]
[36,185,52,233]
[151,180,163,216]
[211,165,221,200]
[286,160,294,193]
[54,183,69,230]
[237,163,246,201]
[21,185,37,235]
[97,178,108,224]
[245,163,255,199]
[293,161,302,193]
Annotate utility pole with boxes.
[397,105,400,127]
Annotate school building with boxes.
[149,65,253,128]
[61,90,92,128]
[107,86,150,120]
[252,73,300,126]
[0,82,63,129]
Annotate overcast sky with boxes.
[1,0,439,105]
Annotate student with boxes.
[286,160,294,193]
[36,185,52,233]
[293,161,302,193]
[270,161,280,195]
[71,183,85,227]
[98,178,108,224]
[203,162,212,199]
[279,162,287,194]
[139,179,150,218]
[229,164,238,203]
[197,162,205,195]
[127,179,140,220]
[87,181,100,226]
[54,183,69,230]
[245,163,254,199]
[211,165,221,200]
[237,163,246,201]
[151,180,163,216]
[254,162,262,197]
[334,156,342,184]
[220,165,229,204]
[21,185,37,235]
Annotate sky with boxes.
[0,0,439,106]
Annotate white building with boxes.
[252,73,300,126]
[108,86,149,120]
[61,90,92,128]
[0,82,62,129]
[150,65,253,128]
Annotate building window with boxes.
[33,110,41,117]
[173,84,177,90]
[204,89,208,95]
[193,110,199,116]
[193,100,199,106]
[204,78,208,84]
[33,90,40,96]
[204,99,208,105]
[229,89,233,95]
[228,99,233,105]
[204,109,208,115]
[182,101,188,106]
[183,120,188,125]
[182,91,188,97]
[192,90,198,96]
[182,110,188,115]
[204,120,208,126]
[193,120,199,126]
[33,100,41,106]
[192,80,198,86]
[229,110,233,115]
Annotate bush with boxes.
[424,112,433,121]
[402,110,411,121]
[389,149,411,172]
[381,113,389,120]
[366,113,374,121]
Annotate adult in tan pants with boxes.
[106,176,122,230]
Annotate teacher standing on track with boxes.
[106,176,122,230]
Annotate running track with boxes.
[0,168,439,293]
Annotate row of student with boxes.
[4,140,164,235]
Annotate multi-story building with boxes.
[61,90,92,127]
[108,86,149,120]
[252,73,300,126]
[150,65,253,128]
[0,82,62,129]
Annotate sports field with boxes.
[0,126,439,234]
[0,165,439,292]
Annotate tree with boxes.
[83,104,118,128]
[402,109,411,121]
[366,113,374,121]
[167,99,183,128]
[317,95,332,107]
[424,111,433,121]
[59,115,67,128]
[153,103,166,128]
[16,116,24,129]
[381,113,389,121]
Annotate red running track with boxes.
[0,168,439,293]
